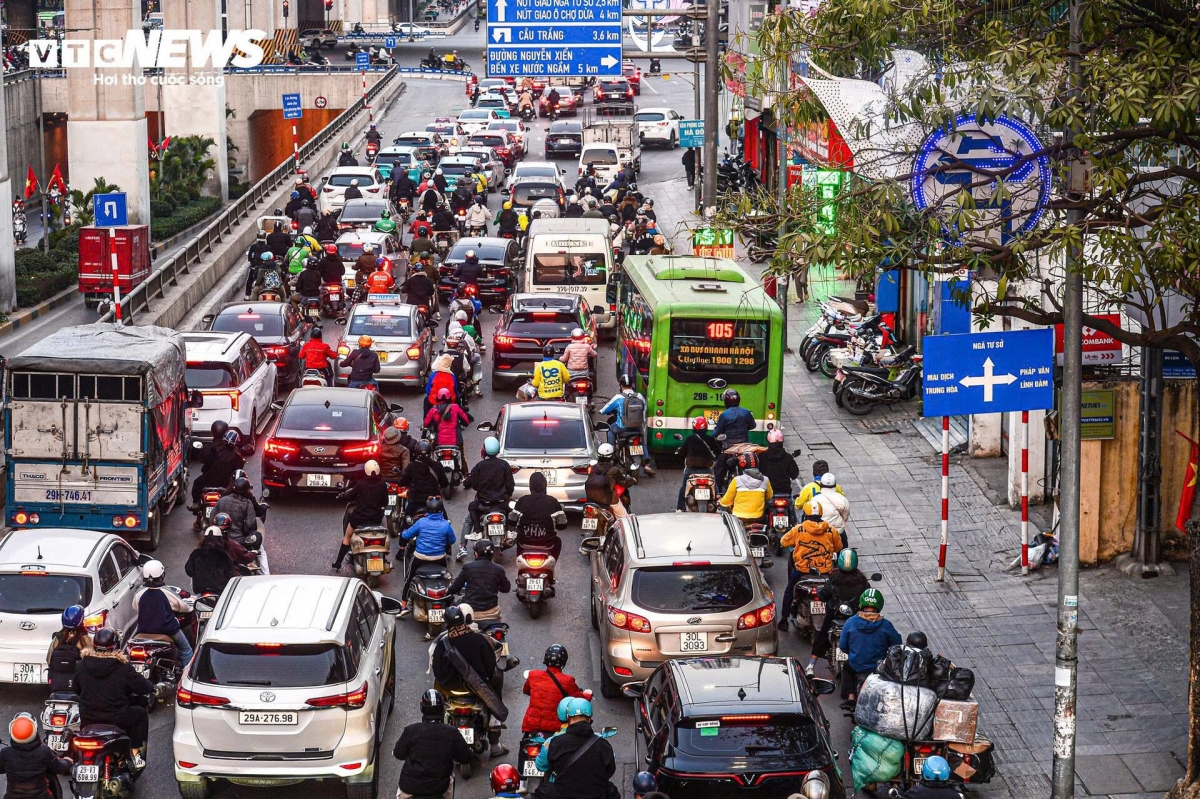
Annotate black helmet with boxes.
[420,688,444,718]
[93,628,120,653]
[722,388,741,407]
[416,440,433,456]
[473,539,495,559]
[906,631,929,650]
[213,512,232,531]
[425,496,444,515]
[543,344,556,359]
[633,772,659,795]
[456,282,468,296]
[443,605,467,628]
[210,420,229,439]
[233,477,253,495]
[543,644,568,669]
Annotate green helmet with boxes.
[341,142,350,151]
[381,210,391,219]
[858,588,883,611]
[836,549,858,573]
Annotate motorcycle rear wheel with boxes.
[818,348,838,379]
[842,389,875,416]
[805,343,826,372]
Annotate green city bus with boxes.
[614,255,785,454]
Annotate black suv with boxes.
[439,236,521,306]
[623,657,843,799]
[545,121,584,159]
[491,293,595,389]
[594,78,635,114]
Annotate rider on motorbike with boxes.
[300,328,338,385]
[513,471,567,559]
[0,713,73,796]
[531,346,568,400]
[338,142,359,167]
[561,328,595,375]
[451,182,474,215]
[409,227,435,259]
[466,198,490,234]
[341,334,382,389]
[796,458,844,507]
[598,375,655,475]
[251,251,290,301]
[185,526,240,595]
[449,539,510,617]
[46,605,92,693]
[365,123,383,146]
[585,444,635,517]
[713,388,756,489]
[398,441,450,514]
[459,436,515,557]
[390,170,419,205]
[215,476,270,573]
[134,560,193,665]
[718,467,772,527]
[191,424,245,528]
[366,258,396,295]
[517,90,534,116]
[332,459,390,570]
[400,268,437,312]
[806,549,872,675]
[424,388,472,472]
[676,416,719,510]
[521,645,589,736]
[545,87,561,116]
[317,243,344,284]
[393,689,479,799]
[495,201,520,237]
[432,202,456,232]
[812,473,851,543]
[758,428,800,497]
[74,628,154,769]
[533,698,615,799]
[399,497,457,613]
[431,606,508,757]
[294,257,325,305]
[374,209,399,235]
[777,500,843,634]
[838,588,901,710]
[378,426,411,481]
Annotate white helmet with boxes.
[142,560,165,581]
[820,473,837,487]
[350,179,359,186]
[362,243,374,253]
[364,459,381,477]
[447,329,467,343]
[435,168,444,175]
[302,226,313,235]
[204,525,223,538]
[597,443,615,458]
[454,310,469,323]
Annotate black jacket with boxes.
[315,213,340,241]
[497,209,519,231]
[339,152,359,167]
[818,569,871,606]
[432,209,456,231]
[295,267,324,297]
[0,738,72,799]
[399,457,450,502]
[342,475,389,527]
[390,175,418,201]
[198,441,245,489]
[266,230,293,258]
[449,559,510,611]
[343,186,363,201]
[393,721,477,796]
[74,653,154,722]
[401,273,436,306]
[185,544,239,594]
[544,721,616,799]
[318,255,344,284]
[679,432,718,469]
[513,492,563,539]
[285,197,304,218]
[341,347,382,382]
[432,628,496,692]
[758,443,800,495]
[433,174,448,193]
[464,457,515,504]
[455,259,484,284]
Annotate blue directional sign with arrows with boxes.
[921,329,1055,417]
[486,0,622,77]
[93,192,128,228]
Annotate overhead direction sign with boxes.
[486,0,622,77]
[93,192,128,228]
[921,329,1055,417]
[282,92,302,120]
[678,119,704,148]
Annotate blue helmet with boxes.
[290,190,300,198]
[565,697,593,719]
[260,252,273,262]
[376,257,386,268]
[556,697,573,723]
[633,772,658,794]
[61,605,85,630]
[922,755,951,782]
[223,430,240,445]
[484,436,500,456]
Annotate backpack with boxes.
[622,393,646,428]
[49,638,82,675]
[261,269,282,290]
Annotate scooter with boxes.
[300,295,322,324]
[301,369,329,387]
[12,205,27,245]
[321,281,345,317]
[465,499,516,553]
[126,585,197,708]
[564,371,594,411]
[66,722,144,799]
[682,471,717,512]
[768,495,793,554]
[434,445,464,496]
[519,105,535,122]
[403,539,453,640]
[467,222,487,237]
[365,140,380,164]
[514,544,557,619]
[349,524,393,587]
[40,693,81,754]
[789,571,830,638]
[840,358,924,416]
[385,482,406,537]
[193,592,220,635]
[193,484,224,529]
[580,501,614,537]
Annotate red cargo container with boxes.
[77,225,151,308]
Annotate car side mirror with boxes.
[389,403,404,413]
[579,536,602,554]
[137,553,153,566]
[201,314,215,331]
[870,572,883,582]
[747,532,770,548]
[477,421,494,432]
[620,682,644,699]
[379,596,404,614]
[270,402,284,414]
[594,422,610,432]
[187,390,205,409]
[810,678,837,695]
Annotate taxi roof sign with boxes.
[364,293,405,305]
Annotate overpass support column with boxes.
[65,0,151,224]
[161,0,229,199]
[227,0,275,40]
[0,74,17,311]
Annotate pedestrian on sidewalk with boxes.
[682,148,697,188]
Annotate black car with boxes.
[545,121,584,159]
[438,237,521,307]
[337,198,398,233]
[490,293,596,389]
[594,78,635,113]
[261,387,402,496]
[206,302,309,389]
[623,657,843,799]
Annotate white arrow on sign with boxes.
[494,0,507,22]
[103,201,117,218]
[493,27,511,42]
[958,357,1017,402]
[601,54,618,68]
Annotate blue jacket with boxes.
[136,587,181,636]
[402,511,456,557]
[839,613,901,675]
[713,406,755,445]
[600,391,644,430]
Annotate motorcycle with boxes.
[682,472,717,513]
[789,571,829,638]
[519,105,535,122]
[321,281,345,317]
[349,524,393,587]
[193,484,224,529]
[613,430,644,477]
[403,538,453,640]
[467,222,487,237]
[744,528,772,570]
[301,368,329,387]
[12,205,27,245]
[434,445,464,497]
[66,722,144,799]
[365,140,380,165]
[874,739,995,793]
[833,344,917,407]
[465,499,516,553]
[40,693,80,754]
[193,592,220,635]
[300,295,322,324]
[444,688,489,779]
[126,585,197,707]
[385,482,406,537]
[397,198,413,222]
[580,502,614,538]
[517,731,548,792]
[769,495,793,555]
[547,102,559,122]
[434,230,457,258]
[840,358,924,416]
[514,544,557,619]
[564,371,594,412]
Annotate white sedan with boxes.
[634,107,683,149]
[392,22,433,37]
[458,108,503,137]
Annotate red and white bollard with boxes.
[1020,410,1030,574]
[362,70,372,122]
[938,415,949,581]
[109,227,122,324]
[292,124,300,173]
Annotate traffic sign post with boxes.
[486,0,622,77]
[356,51,371,69]
[282,92,303,120]
[678,119,704,148]
[385,36,398,48]
[93,192,129,324]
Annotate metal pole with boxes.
[1133,345,1164,571]
[1051,0,1083,791]
[693,58,700,210]
[939,414,949,581]
[701,0,718,214]
[109,228,122,324]
[292,124,300,173]
[36,74,48,253]
[1021,410,1030,575]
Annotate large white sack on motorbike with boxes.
[854,673,937,742]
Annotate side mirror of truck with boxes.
[187,390,205,409]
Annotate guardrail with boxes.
[99,67,402,324]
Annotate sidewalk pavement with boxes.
[650,173,1191,797]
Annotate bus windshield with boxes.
[532,253,607,286]
[668,318,770,382]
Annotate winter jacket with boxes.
[295,267,324,297]
[466,204,490,227]
[818,569,872,606]
[424,402,471,446]
[448,559,510,611]
[214,492,257,539]
[0,737,72,799]
[197,441,244,490]
[432,627,495,692]
[300,339,338,370]
[402,511,456,557]
[713,406,756,445]
[780,520,843,574]
[398,458,449,504]
[465,457,515,504]
[513,492,564,540]
[341,347,382,382]
[680,432,718,469]
[456,259,485,285]
[535,721,616,799]
[185,544,239,595]
[758,443,800,495]
[342,475,389,527]
[318,255,344,284]
[814,489,850,531]
[266,230,293,258]
[401,273,436,306]
[354,253,377,276]
[47,631,91,692]
[134,585,186,636]
[390,175,418,201]
[74,652,154,722]
[562,340,596,371]
[795,479,843,508]
[378,440,410,480]
[393,721,478,796]
[719,471,773,520]
[522,667,586,734]
[839,611,901,674]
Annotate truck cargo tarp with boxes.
[7,323,187,408]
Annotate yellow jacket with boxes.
[795,480,843,509]
[719,472,773,520]
[531,359,568,398]
[781,520,844,574]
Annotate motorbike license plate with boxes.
[133,663,150,677]
[74,765,100,782]
[526,578,544,591]
[306,473,332,488]
[575,396,588,406]
[428,607,445,623]
[345,278,356,287]
[581,517,598,530]
[487,523,505,535]
[836,649,849,662]
[458,726,475,744]
[329,292,340,300]
[773,515,790,529]
[46,734,65,752]
[703,409,722,425]
[523,760,543,777]
[538,469,559,486]
[680,632,708,652]
[367,556,385,573]
[12,663,39,683]
[441,459,456,469]
[239,711,298,725]
[810,601,826,615]
[628,445,643,456]
[197,610,212,621]
[388,494,397,506]
[693,488,711,500]
[750,546,765,559]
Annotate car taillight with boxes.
[608,606,651,632]
[324,186,335,193]
[342,441,379,459]
[203,389,239,411]
[306,681,368,709]
[265,345,290,358]
[524,554,548,568]
[82,610,107,631]
[627,89,634,97]
[571,464,591,475]
[177,686,230,708]
[737,603,777,630]
[264,438,300,458]
[595,90,604,98]
[494,335,514,348]
[407,345,422,358]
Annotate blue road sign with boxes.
[1164,350,1197,379]
[385,36,398,48]
[356,51,370,69]
[282,92,302,120]
[678,120,704,148]
[93,192,128,228]
[921,329,1055,417]
[486,0,622,77]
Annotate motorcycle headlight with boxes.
[838,604,853,616]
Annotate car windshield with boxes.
[504,416,588,451]
[674,714,824,760]
[186,364,238,389]
[336,241,374,260]
[441,162,476,177]
[194,643,349,688]
[340,203,388,222]
[448,241,508,262]
[512,184,560,205]
[478,99,505,107]
[490,122,519,132]
[0,573,90,614]
[377,152,413,166]
[600,81,627,91]
[212,311,283,337]
[393,136,430,146]
[328,174,375,188]
[635,112,666,122]
[515,166,557,180]
[581,149,618,166]
[531,253,607,286]
[348,312,412,338]
[506,316,577,338]
[457,151,492,164]
[427,125,456,135]
[631,565,754,613]
[460,110,492,120]
[278,403,368,434]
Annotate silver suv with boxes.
[172,575,402,799]
[581,513,778,698]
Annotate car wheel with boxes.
[491,369,506,391]
[177,780,210,799]
[670,132,678,149]
[344,757,379,799]
[599,655,622,699]
[240,413,258,456]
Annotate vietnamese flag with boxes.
[23,165,37,199]
[47,164,67,194]
[1177,438,1199,532]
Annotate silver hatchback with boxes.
[581,513,778,698]
[334,296,433,389]
[478,401,601,508]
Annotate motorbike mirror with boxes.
[388,403,404,413]
[378,596,405,615]
[594,421,610,432]
[809,678,837,695]
[191,440,204,450]
[500,655,520,671]
[336,316,347,325]
[601,726,618,736]
[620,682,644,699]
[523,669,531,679]
[270,402,284,414]
[579,536,602,554]
[791,448,804,457]
[870,572,883,582]
[187,390,205,409]
[747,532,770,548]
[487,306,502,314]
[715,433,727,441]
[476,421,495,431]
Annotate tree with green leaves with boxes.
[719,0,1200,789]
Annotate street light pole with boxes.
[701,0,719,213]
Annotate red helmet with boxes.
[490,764,519,793]
[324,243,337,255]
[692,416,708,432]
[393,417,410,431]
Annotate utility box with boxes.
[77,225,151,309]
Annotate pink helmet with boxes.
[767,428,784,444]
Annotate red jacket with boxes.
[300,339,337,369]
[424,403,470,446]
[521,667,586,734]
